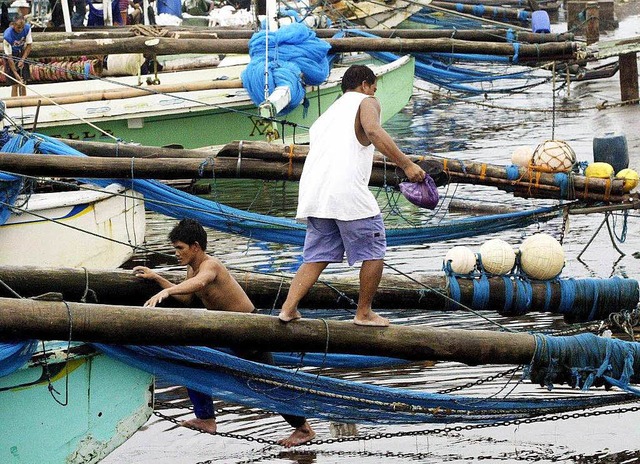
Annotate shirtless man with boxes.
[134,218,315,448]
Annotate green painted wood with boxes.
[0,343,153,464]
[27,57,415,149]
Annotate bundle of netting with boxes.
[241,22,331,115]
[96,344,637,424]
[530,333,640,395]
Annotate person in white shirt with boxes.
[278,65,425,327]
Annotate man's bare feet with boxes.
[353,311,390,327]
[278,309,302,322]
[182,417,217,434]
[277,421,316,448]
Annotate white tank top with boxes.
[296,92,380,221]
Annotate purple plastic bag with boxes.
[398,174,439,209]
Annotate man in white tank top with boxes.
[279,65,425,327]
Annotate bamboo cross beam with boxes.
[28,37,578,60]
[31,28,574,43]
[51,139,630,197]
[0,266,633,322]
[4,78,243,108]
[60,138,220,159]
[214,141,627,197]
[0,152,309,182]
[429,0,530,21]
[0,296,536,364]
[0,151,626,202]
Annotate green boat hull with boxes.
[32,56,415,149]
[0,343,153,464]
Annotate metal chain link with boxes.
[436,366,522,394]
[153,398,640,447]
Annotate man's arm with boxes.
[20,42,30,60]
[133,265,217,307]
[3,40,20,81]
[359,97,425,182]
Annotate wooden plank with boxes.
[620,52,639,103]
[594,35,640,59]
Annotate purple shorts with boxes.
[302,215,386,266]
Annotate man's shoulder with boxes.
[203,255,228,272]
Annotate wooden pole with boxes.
[0,297,536,364]
[620,52,639,104]
[585,2,600,45]
[429,0,529,21]
[216,141,627,197]
[31,28,575,43]
[27,37,577,61]
[0,153,310,182]
[0,149,628,201]
[0,266,635,322]
[60,138,220,158]
[5,79,244,108]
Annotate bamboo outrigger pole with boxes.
[4,79,243,108]
[0,297,536,364]
[0,150,629,202]
[31,28,574,43]
[0,266,635,321]
[27,37,578,61]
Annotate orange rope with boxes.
[480,163,486,181]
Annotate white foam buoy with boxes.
[479,239,516,275]
[519,233,565,280]
[511,146,534,168]
[444,246,477,274]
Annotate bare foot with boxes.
[182,417,217,434]
[353,311,390,327]
[277,422,316,448]
[278,309,302,322]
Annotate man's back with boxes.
[189,256,255,313]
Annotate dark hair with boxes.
[169,219,207,251]
[341,65,376,93]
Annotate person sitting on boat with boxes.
[2,15,31,97]
[278,64,426,327]
[133,218,316,447]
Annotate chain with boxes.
[153,399,640,448]
[559,205,570,245]
[436,366,522,394]
[304,402,640,446]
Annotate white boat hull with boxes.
[0,184,145,268]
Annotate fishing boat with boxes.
[0,183,145,268]
[0,146,152,462]
[1,54,415,148]
[316,0,423,29]
[0,340,154,464]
